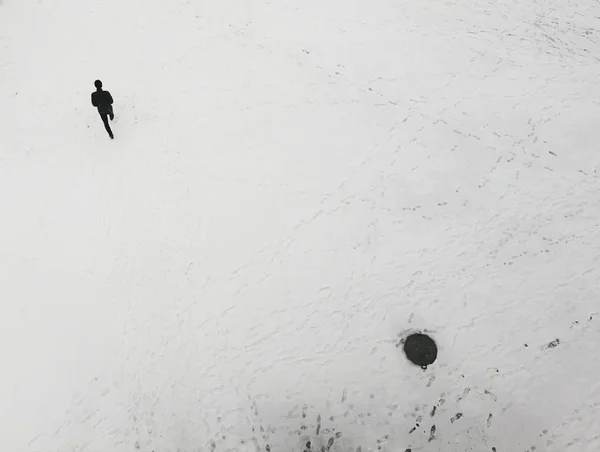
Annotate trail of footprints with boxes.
[203,388,496,452]
[200,380,574,452]
[62,384,558,452]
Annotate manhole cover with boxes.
[403,333,437,368]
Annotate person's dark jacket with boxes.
[91,90,114,113]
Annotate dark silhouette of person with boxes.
[91,80,115,139]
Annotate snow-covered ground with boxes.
[1,0,600,450]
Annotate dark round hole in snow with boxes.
[403,333,437,368]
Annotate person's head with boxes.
[94,79,103,90]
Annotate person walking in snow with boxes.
[91,79,115,139]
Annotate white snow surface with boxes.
[1,0,600,451]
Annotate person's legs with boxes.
[99,112,114,138]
